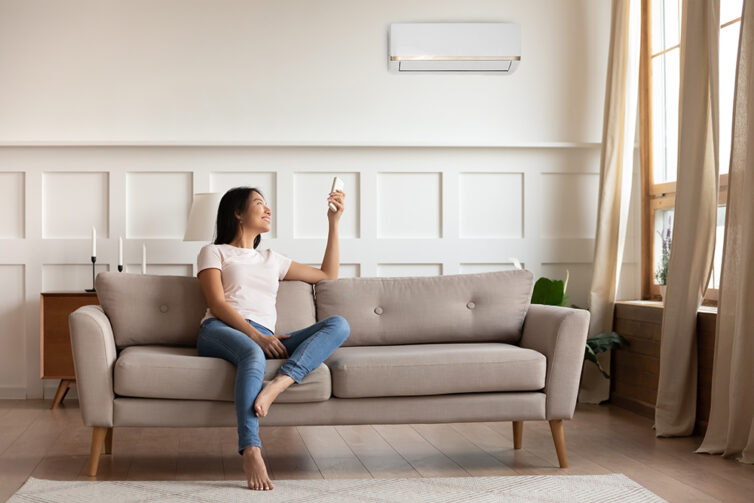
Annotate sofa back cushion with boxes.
[314,269,535,346]
[94,271,316,348]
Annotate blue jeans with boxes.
[196,315,350,455]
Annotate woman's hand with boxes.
[254,333,291,359]
[327,189,345,223]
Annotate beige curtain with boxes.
[696,0,754,464]
[580,0,641,404]
[655,0,720,436]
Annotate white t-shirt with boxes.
[196,243,293,332]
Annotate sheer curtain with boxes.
[580,0,641,404]
[696,0,754,464]
[654,0,720,436]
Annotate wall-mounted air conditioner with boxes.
[388,22,521,74]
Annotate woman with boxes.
[196,186,350,491]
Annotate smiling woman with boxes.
[194,185,350,491]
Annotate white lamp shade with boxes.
[184,193,222,241]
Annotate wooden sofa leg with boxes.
[104,427,113,455]
[87,426,108,476]
[512,421,523,449]
[548,420,568,468]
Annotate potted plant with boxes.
[508,258,629,379]
[655,227,671,301]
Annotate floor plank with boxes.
[335,425,420,478]
[260,426,321,480]
[372,424,468,477]
[296,425,371,478]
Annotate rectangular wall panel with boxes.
[42,171,109,238]
[0,265,25,387]
[377,172,441,238]
[377,263,443,277]
[125,264,193,276]
[294,172,360,238]
[459,172,523,238]
[126,172,192,239]
[459,263,523,274]
[541,173,599,239]
[42,264,110,292]
[0,172,24,238]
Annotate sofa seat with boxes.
[324,342,546,399]
[113,345,331,403]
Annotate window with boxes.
[640,0,741,302]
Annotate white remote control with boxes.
[329,176,344,212]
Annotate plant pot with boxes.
[660,285,667,302]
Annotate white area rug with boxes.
[8,474,666,502]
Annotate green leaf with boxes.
[584,344,611,378]
[531,277,566,306]
[586,331,630,354]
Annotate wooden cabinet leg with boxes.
[50,379,74,409]
[512,421,523,449]
[104,427,113,455]
[549,419,568,468]
[87,426,108,476]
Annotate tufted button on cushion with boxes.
[466,301,475,309]
[159,304,169,313]
[374,306,383,315]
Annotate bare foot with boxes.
[254,375,294,417]
[242,445,274,490]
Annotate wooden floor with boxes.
[1,400,752,502]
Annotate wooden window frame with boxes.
[639,0,738,304]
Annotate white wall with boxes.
[0,0,641,400]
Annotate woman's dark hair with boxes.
[213,187,265,249]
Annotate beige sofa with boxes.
[69,268,589,477]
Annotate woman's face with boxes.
[240,191,271,232]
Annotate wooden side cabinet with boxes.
[40,292,99,409]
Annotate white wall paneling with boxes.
[0,265,25,398]
[377,264,443,277]
[541,173,600,239]
[459,172,523,238]
[126,171,193,239]
[42,171,109,239]
[41,264,110,292]
[0,172,24,238]
[125,264,193,276]
[459,263,523,274]
[377,172,442,239]
[0,144,641,399]
[294,172,360,239]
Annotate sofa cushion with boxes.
[113,345,331,402]
[314,269,535,346]
[324,342,546,398]
[95,271,316,348]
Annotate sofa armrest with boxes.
[519,304,590,420]
[69,305,117,427]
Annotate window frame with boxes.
[639,0,738,303]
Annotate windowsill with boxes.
[616,300,718,315]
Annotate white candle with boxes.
[118,236,123,266]
[142,243,147,274]
[91,226,96,257]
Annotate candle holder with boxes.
[85,256,96,292]
[118,265,123,272]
